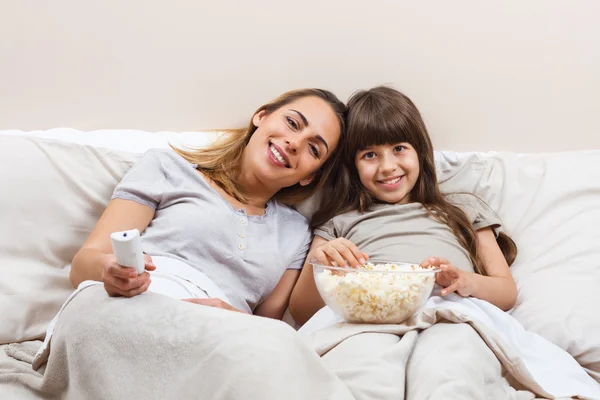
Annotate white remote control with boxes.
[110,229,145,275]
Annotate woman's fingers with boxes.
[123,279,151,297]
[108,263,138,279]
[143,254,157,271]
[104,273,150,296]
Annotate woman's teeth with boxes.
[381,177,401,184]
[270,144,288,167]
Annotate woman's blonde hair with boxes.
[171,88,346,206]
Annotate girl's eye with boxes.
[363,151,376,159]
[286,117,298,130]
[394,145,406,152]
[309,143,320,159]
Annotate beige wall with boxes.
[1,0,599,152]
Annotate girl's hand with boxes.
[101,254,156,297]
[182,298,248,314]
[309,238,368,268]
[421,256,476,297]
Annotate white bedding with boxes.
[1,130,599,398]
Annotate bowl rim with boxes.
[310,260,441,274]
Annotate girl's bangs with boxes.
[347,109,416,153]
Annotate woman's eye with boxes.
[286,117,298,130]
[394,145,406,152]
[363,152,376,159]
[310,144,320,158]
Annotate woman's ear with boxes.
[252,110,267,127]
[299,172,316,186]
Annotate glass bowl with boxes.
[312,261,440,324]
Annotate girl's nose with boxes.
[380,154,397,172]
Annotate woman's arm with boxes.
[70,199,155,287]
[428,227,517,311]
[254,269,301,320]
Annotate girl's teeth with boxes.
[270,145,287,166]
[382,177,400,184]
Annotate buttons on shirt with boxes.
[237,215,247,252]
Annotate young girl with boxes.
[290,86,518,325]
[69,88,346,320]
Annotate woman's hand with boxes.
[101,254,156,297]
[182,298,248,314]
[309,238,368,268]
[421,257,476,297]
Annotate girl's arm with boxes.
[428,227,517,311]
[288,236,329,325]
[469,227,518,310]
[289,236,366,325]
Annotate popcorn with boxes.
[314,262,437,324]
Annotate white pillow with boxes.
[436,150,600,382]
[0,135,140,343]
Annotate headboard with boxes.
[1,1,598,152]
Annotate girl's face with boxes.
[246,96,341,190]
[355,142,420,204]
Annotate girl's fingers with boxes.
[441,281,460,296]
[423,257,452,268]
[311,250,330,266]
[331,242,361,268]
[323,246,348,268]
[340,239,367,265]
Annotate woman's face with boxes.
[245,96,341,189]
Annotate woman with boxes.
[69,88,346,320]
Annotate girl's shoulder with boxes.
[443,192,502,231]
[443,192,493,213]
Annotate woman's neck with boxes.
[235,155,278,209]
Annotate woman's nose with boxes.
[285,139,298,154]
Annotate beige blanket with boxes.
[0,286,596,400]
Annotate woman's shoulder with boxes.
[139,148,198,173]
[270,201,310,229]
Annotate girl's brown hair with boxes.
[172,89,346,206]
[328,86,517,274]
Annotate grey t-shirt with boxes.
[112,149,312,313]
[314,193,501,273]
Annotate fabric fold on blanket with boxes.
[33,256,229,369]
[6,258,599,400]
[299,289,600,400]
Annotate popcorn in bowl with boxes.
[312,261,440,324]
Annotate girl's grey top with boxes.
[315,194,502,272]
